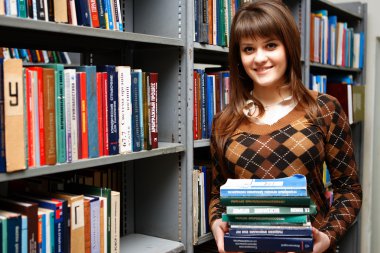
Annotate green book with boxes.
[222,213,308,224]
[0,217,7,253]
[221,195,311,206]
[226,203,317,216]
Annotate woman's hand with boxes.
[311,227,331,253]
[211,218,242,253]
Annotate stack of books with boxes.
[220,174,315,252]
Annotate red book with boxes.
[26,68,36,167]
[193,71,199,140]
[102,72,109,156]
[96,72,104,156]
[326,82,349,117]
[149,72,158,149]
[79,72,89,159]
[28,66,46,166]
[88,0,100,28]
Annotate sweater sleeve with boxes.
[317,94,362,247]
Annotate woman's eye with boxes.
[267,43,277,49]
[243,47,254,53]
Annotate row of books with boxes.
[310,10,365,68]
[220,175,315,252]
[193,68,230,140]
[310,74,365,124]
[0,182,120,253]
[194,0,247,46]
[192,164,212,243]
[0,58,159,173]
[0,0,123,31]
[1,48,72,64]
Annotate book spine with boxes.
[3,59,27,172]
[131,72,141,151]
[107,70,119,155]
[149,73,158,149]
[55,65,67,163]
[220,196,311,206]
[0,59,5,172]
[229,226,312,237]
[95,0,105,28]
[102,72,109,156]
[142,72,149,150]
[223,213,308,224]
[85,67,99,158]
[220,188,307,197]
[42,68,57,165]
[35,67,46,166]
[90,199,100,253]
[96,72,104,156]
[79,72,89,159]
[224,234,313,252]
[64,69,73,162]
[21,216,28,253]
[226,205,316,216]
[88,0,100,28]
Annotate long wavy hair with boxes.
[213,0,319,160]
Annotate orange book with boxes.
[83,198,91,253]
[42,68,57,165]
[79,72,89,159]
[88,0,100,28]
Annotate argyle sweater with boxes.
[209,92,362,250]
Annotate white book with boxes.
[38,208,54,253]
[84,196,101,253]
[116,66,132,153]
[64,69,75,162]
[111,191,120,253]
[353,33,361,69]
[69,0,77,25]
[347,84,353,124]
[336,22,345,66]
[31,69,41,167]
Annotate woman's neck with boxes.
[252,85,292,107]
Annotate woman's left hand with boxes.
[311,227,331,253]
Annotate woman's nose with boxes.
[254,48,268,64]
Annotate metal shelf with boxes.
[120,233,184,253]
[0,142,184,182]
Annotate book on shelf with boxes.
[220,174,307,197]
[3,58,27,172]
[0,58,5,172]
[37,209,46,253]
[224,234,313,252]
[38,207,54,253]
[0,210,22,253]
[21,215,28,253]
[110,191,120,253]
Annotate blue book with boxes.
[206,74,214,138]
[229,223,312,237]
[0,210,21,253]
[75,66,99,158]
[220,174,307,197]
[132,69,144,149]
[224,234,313,252]
[74,0,91,26]
[97,66,119,155]
[0,58,5,172]
[39,208,54,253]
[37,211,47,253]
[0,216,7,253]
[328,16,338,65]
[359,32,365,68]
[131,71,141,152]
[0,218,2,253]
[21,216,28,253]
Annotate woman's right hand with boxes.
[211,218,243,253]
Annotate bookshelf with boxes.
[189,0,367,253]
[0,0,188,252]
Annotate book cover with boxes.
[21,215,28,253]
[37,210,46,253]
[96,72,104,157]
[220,174,307,197]
[38,208,54,253]
[224,234,313,252]
[132,69,144,150]
[83,198,91,253]
[77,71,89,159]
[3,59,27,172]
[86,195,100,253]
[0,58,6,172]
[131,71,141,152]
[0,216,7,253]
[220,195,311,207]
[142,72,150,150]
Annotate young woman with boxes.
[208,1,362,252]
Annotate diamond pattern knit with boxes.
[209,92,362,251]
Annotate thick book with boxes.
[0,197,38,253]
[226,204,317,216]
[224,234,313,252]
[3,59,27,172]
[220,195,311,207]
[229,223,313,237]
[110,191,120,253]
[222,213,308,224]
[149,72,158,149]
[131,71,141,152]
[220,174,307,197]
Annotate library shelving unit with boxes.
[0,0,188,252]
[188,1,367,253]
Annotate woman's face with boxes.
[239,36,287,90]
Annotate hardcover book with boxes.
[229,223,313,237]
[226,204,317,216]
[220,195,311,207]
[220,174,307,197]
[222,213,308,224]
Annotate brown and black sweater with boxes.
[209,92,362,251]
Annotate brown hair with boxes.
[213,0,319,161]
